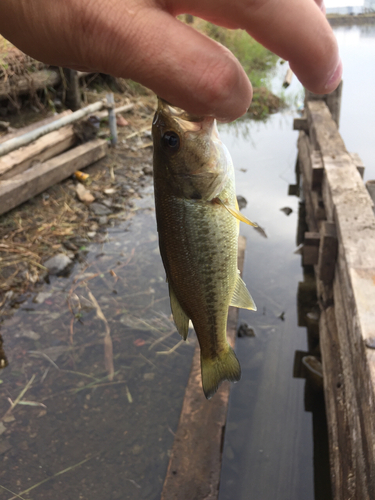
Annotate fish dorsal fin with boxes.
[169,284,190,340]
[230,273,257,311]
[214,198,258,227]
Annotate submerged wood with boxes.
[0,139,107,216]
[296,88,375,500]
[0,100,105,157]
[161,236,246,500]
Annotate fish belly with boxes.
[156,187,238,347]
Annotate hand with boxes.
[0,0,341,121]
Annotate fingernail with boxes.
[325,58,342,91]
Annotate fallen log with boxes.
[0,138,107,216]
[0,69,61,100]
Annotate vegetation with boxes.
[202,23,278,89]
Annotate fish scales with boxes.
[152,98,256,398]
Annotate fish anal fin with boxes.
[201,346,241,399]
[230,273,257,311]
[214,197,258,227]
[169,284,189,340]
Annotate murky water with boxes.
[0,22,373,500]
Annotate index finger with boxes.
[172,0,341,95]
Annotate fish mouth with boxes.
[156,97,218,137]
[157,98,204,123]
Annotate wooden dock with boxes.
[294,84,375,499]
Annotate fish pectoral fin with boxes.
[214,198,258,227]
[169,284,190,340]
[230,273,257,311]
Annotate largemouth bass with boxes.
[152,98,256,399]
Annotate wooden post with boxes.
[106,93,117,147]
[294,92,375,500]
[63,68,81,111]
[305,80,343,128]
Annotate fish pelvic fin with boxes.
[213,197,258,227]
[169,283,189,340]
[201,346,241,399]
[230,273,257,311]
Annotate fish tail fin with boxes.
[201,345,241,399]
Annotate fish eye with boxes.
[162,131,180,151]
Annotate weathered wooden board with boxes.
[299,98,375,500]
[0,110,72,145]
[0,139,107,216]
[161,236,245,500]
[0,125,76,180]
[0,69,61,99]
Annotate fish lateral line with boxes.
[211,197,258,227]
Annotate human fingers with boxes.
[0,0,252,121]
[174,0,341,95]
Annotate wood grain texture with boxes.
[299,96,375,499]
[0,139,107,216]
[161,236,246,500]
[0,69,61,99]
[0,111,72,145]
[0,125,76,180]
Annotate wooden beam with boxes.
[303,98,375,499]
[0,125,77,180]
[0,139,107,216]
[303,232,320,266]
[161,236,246,500]
[293,117,308,131]
[0,111,72,145]
[317,222,338,284]
[63,69,81,111]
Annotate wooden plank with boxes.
[0,69,61,99]
[293,117,308,131]
[305,80,343,127]
[350,152,365,179]
[317,222,338,284]
[63,69,81,111]
[303,232,320,266]
[366,180,375,213]
[0,125,77,180]
[282,67,293,88]
[319,305,356,500]
[0,139,107,216]
[0,110,72,145]
[304,99,375,499]
[161,236,246,500]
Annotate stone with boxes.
[43,253,72,275]
[90,203,112,216]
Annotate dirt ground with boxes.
[0,87,158,318]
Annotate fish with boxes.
[152,98,257,399]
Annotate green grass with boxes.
[203,23,278,88]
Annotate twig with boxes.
[1,374,35,421]
[86,287,114,380]
[156,339,185,355]
[7,454,98,500]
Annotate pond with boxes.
[1,22,374,500]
